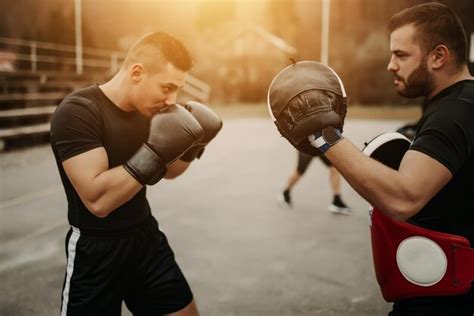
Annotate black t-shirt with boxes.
[50,85,152,232]
[394,80,474,313]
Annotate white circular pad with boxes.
[396,236,447,287]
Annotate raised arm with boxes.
[326,139,452,221]
[63,147,142,218]
[63,105,204,218]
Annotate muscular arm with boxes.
[63,148,193,218]
[63,147,143,218]
[326,138,452,221]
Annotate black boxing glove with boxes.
[124,105,204,185]
[179,101,223,162]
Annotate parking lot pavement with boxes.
[0,118,405,316]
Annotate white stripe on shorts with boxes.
[61,226,80,316]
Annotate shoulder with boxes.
[412,85,474,174]
[421,90,474,129]
[52,86,103,122]
[50,87,105,158]
[50,86,106,137]
[416,102,473,144]
[458,80,474,104]
[58,85,101,111]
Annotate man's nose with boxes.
[164,91,178,106]
[387,56,398,72]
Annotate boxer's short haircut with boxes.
[124,32,194,72]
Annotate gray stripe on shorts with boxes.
[61,227,80,316]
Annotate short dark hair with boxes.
[124,32,194,72]
[388,2,467,67]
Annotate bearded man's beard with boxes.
[396,57,435,98]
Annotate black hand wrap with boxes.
[124,144,168,185]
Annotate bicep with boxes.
[62,147,109,200]
[399,149,452,210]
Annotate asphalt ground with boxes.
[0,117,408,316]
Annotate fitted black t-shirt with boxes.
[50,85,151,232]
[393,80,474,313]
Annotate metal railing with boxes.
[0,36,211,102]
[0,37,124,74]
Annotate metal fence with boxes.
[0,37,124,75]
[0,36,211,104]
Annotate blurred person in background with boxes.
[279,150,351,215]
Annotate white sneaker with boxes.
[328,203,352,215]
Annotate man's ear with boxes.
[130,63,144,83]
[430,45,449,70]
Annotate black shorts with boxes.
[296,151,331,174]
[60,216,193,316]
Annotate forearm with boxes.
[79,165,143,218]
[325,139,419,221]
[265,60,452,221]
[88,159,193,215]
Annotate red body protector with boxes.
[363,132,474,302]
